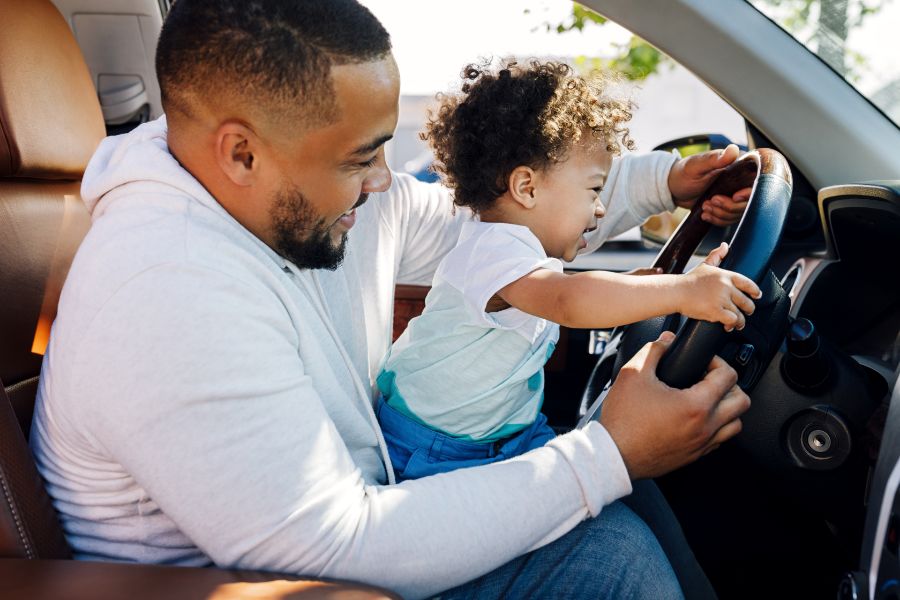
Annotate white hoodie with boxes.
[31,116,677,599]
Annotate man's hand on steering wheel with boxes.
[599,331,751,480]
[579,148,791,470]
[667,144,751,226]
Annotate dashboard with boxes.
[785,182,900,377]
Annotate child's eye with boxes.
[591,186,603,195]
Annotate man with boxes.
[32,1,750,598]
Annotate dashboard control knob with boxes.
[782,318,830,392]
[787,317,817,356]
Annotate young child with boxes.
[376,60,760,481]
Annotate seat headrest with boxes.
[0,0,105,180]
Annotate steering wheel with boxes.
[580,149,793,421]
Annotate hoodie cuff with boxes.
[642,150,679,215]
[546,422,632,518]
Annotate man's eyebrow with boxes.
[350,134,394,157]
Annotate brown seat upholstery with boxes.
[0,0,101,438]
[0,0,104,561]
[0,1,399,597]
[0,381,72,560]
[0,559,399,599]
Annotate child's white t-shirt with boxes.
[377,220,562,442]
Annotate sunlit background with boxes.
[358,0,899,176]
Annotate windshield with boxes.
[746,0,900,129]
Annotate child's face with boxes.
[531,140,612,262]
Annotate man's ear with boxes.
[508,166,537,209]
[214,121,259,187]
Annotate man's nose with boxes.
[363,152,392,193]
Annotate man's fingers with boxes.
[686,144,740,178]
[701,145,741,180]
[708,392,750,446]
[700,443,721,457]
[716,144,740,166]
[706,353,736,376]
[709,417,744,447]
[692,354,739,399]
[626,331,676,373]
[712,386,752,428]
[698,388,750,456]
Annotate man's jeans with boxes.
[434,500,685,599]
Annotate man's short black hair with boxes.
[156,0,391,127]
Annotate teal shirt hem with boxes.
[377,369,534,443]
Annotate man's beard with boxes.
[271,186,365,271]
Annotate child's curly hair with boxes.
[423,59,635,213]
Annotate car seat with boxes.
[0,1,396,597]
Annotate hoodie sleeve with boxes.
[374,173,473,286]
[377,154,678,272]
[69,263,631,600]
[583,150,678,253]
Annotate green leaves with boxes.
[609,38,667,81]
[545,0,887,83]
[542,2,667,81]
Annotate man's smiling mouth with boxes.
[334,193,372,232]
[337,193,369,222]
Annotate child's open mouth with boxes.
[578,225,597,250]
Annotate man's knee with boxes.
[592,501,664,556]
[437,502,683,600]
[573,502,685,599]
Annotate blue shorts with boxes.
[376,397,556,482]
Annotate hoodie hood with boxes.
[81,115,222,221]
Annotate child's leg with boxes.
[495,412,557,459]
[375,397,432,482]
[377,397,519,481]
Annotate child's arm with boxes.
[495,243,762,331]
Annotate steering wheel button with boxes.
[736,343,755,366]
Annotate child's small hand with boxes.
[625,267,663,276]
[678,243,762,331]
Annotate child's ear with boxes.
[508,166,537,209]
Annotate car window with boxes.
[361,1,747,265]
[746,0,900,130]
[362,1,746,171]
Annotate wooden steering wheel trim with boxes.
[652,149,793,275]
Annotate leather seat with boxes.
[0,1,396,597]
[0,0,100,562]
[0,0,99,443]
